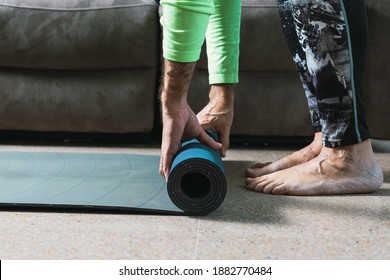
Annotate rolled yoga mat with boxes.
[0,135,227,215]
[168,131,227,215]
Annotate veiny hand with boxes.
[197,85,234,157]
[160,103,222,181]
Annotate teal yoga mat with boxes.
[168,136,227,215]
[0,138,227,215]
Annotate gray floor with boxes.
[0,141,389,259]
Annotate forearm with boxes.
[160,1,214,108]
[160,60,196,109]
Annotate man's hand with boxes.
[160,103,222,180]
[197,84,234,157]
[159,60,222,181]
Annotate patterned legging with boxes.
[278,0,369,147]
[160,0,369,147]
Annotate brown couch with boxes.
[0,0,159,138]
[0,0,388,142]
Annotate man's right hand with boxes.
[197,84,234,158]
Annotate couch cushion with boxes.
[0,67,156,133]
[239,0,297,72]
[0,0,159,70]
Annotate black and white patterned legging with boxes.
[277,0,369,147]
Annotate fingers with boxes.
[159,154,172,182]
[197,111,230,157]
[198,124,230,157]
[161,130,221,181]
[160,134,181,181]
[159,148,175,181]
[219,131,230,158]
[197,104,233,157]
[197,129,223,151]
[199,121,230,157]
[160,126,224,182]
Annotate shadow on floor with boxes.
[383,171,390,184]
[203,161,390,224]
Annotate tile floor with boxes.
[0,141,389,259]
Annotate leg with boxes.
[247,0,322,178]
[246,0,383,195]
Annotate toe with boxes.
[249,162,272,169]
[272,185,288,195]
[245,168,257,178]
[245,177,259,190]
[253,178,273,193]
[245,162,273,177]
[245,177,254,186]
[245,177,263,191]
[254,182,267,193]
[263,181,283,194]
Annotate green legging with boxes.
[160,0,241,84]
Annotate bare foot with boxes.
[246,132,322,177]
[245,140,383,195]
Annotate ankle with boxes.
[322,140,375,163]
[309,132,323,153]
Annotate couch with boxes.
[0,0,389,143]
[0,0,159,140]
